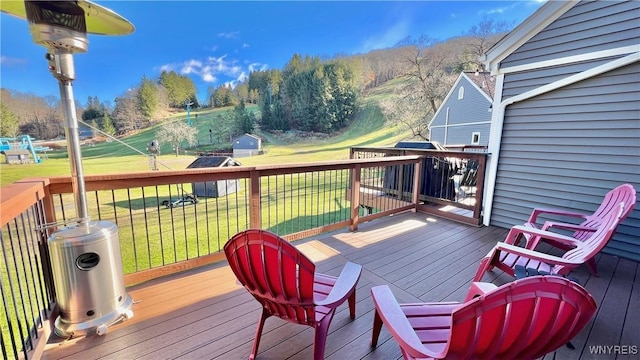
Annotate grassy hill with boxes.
[0,80,412,186]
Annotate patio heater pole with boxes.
[52,49,90,224]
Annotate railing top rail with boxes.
[351,146,488,159]
[0,178,48,227]
[41,155,422,194]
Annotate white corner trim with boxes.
[483,74,505,226]
[482,52,640,226]
[430,121,492,129]
[500,45,640,74]
[504,52,639,107]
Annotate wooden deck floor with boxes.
[42,212,640,360]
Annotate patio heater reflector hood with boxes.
[1,0,135,338]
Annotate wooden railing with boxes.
[0,151,488,359]
[350,146,487,226]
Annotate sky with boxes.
[0,1,545,108]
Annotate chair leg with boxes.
[348,290,357,320]
[250,309,270,360]
[314,312,335,360]
[473,256,491,282]
[586,258,599,276]
[371,308,383,348]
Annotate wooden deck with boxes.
[42,212,639,360]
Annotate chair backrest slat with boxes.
[449,276,597,359]
[554,202,625,274]
[225,230,317,325]
[575,184,636,240]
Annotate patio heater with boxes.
[1,1,135,337]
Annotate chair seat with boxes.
[399,302,459,353]
[499,252,552,274]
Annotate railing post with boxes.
[249,169,261,229]
[350,164,361,231]
[412,158,422,212]
[474,154,487,224]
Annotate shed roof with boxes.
[186,156,241,169]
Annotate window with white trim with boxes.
[458,86,464,100]
[471,132,480,145]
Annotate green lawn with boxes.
[1,84,411,186]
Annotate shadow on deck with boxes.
[42,212,639,360]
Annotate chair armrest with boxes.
[371,285,435,359]
[508,225,582,249]
[528,208,589,224]
[464,282,498,302]
[316,262,362,308]
[495,242,582,267]
[542,221,597,233]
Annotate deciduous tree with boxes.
[156,121,197,156]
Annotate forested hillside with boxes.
[0,18,508,143]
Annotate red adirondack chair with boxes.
[224,229,362,360]
[473,202,624,282]
[371,276,597,360]
[523,183,636,275]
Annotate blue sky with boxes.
[1,1,544,108]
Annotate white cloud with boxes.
[217,31,239,39]
[158,55,266,85]
[248,62,268,72]
[0,56,27,66]
[480,2,519,15]
[242,43,250,48]
[358,20,411,52]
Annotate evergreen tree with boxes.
[232,100,254,134]
[0,102,20,137]
[159,70,197,108]
[138,75,159,118]
[101,113,116,136]
[82,95,105,121]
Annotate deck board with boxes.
[42,212,639,360]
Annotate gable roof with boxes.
[482,0,579,74]
[464,71,496,100]
[428,71,494,127]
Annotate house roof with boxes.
[463,71,496,100]
[481,0,579,74]
[186,156,240,169]
[235,133,261,141]
[427,71,494,127]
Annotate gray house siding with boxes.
[232,134,261,158]
[431,125,491,146]
[490,62,640,260]
[429,75,492,145]
[501,0,640,68]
